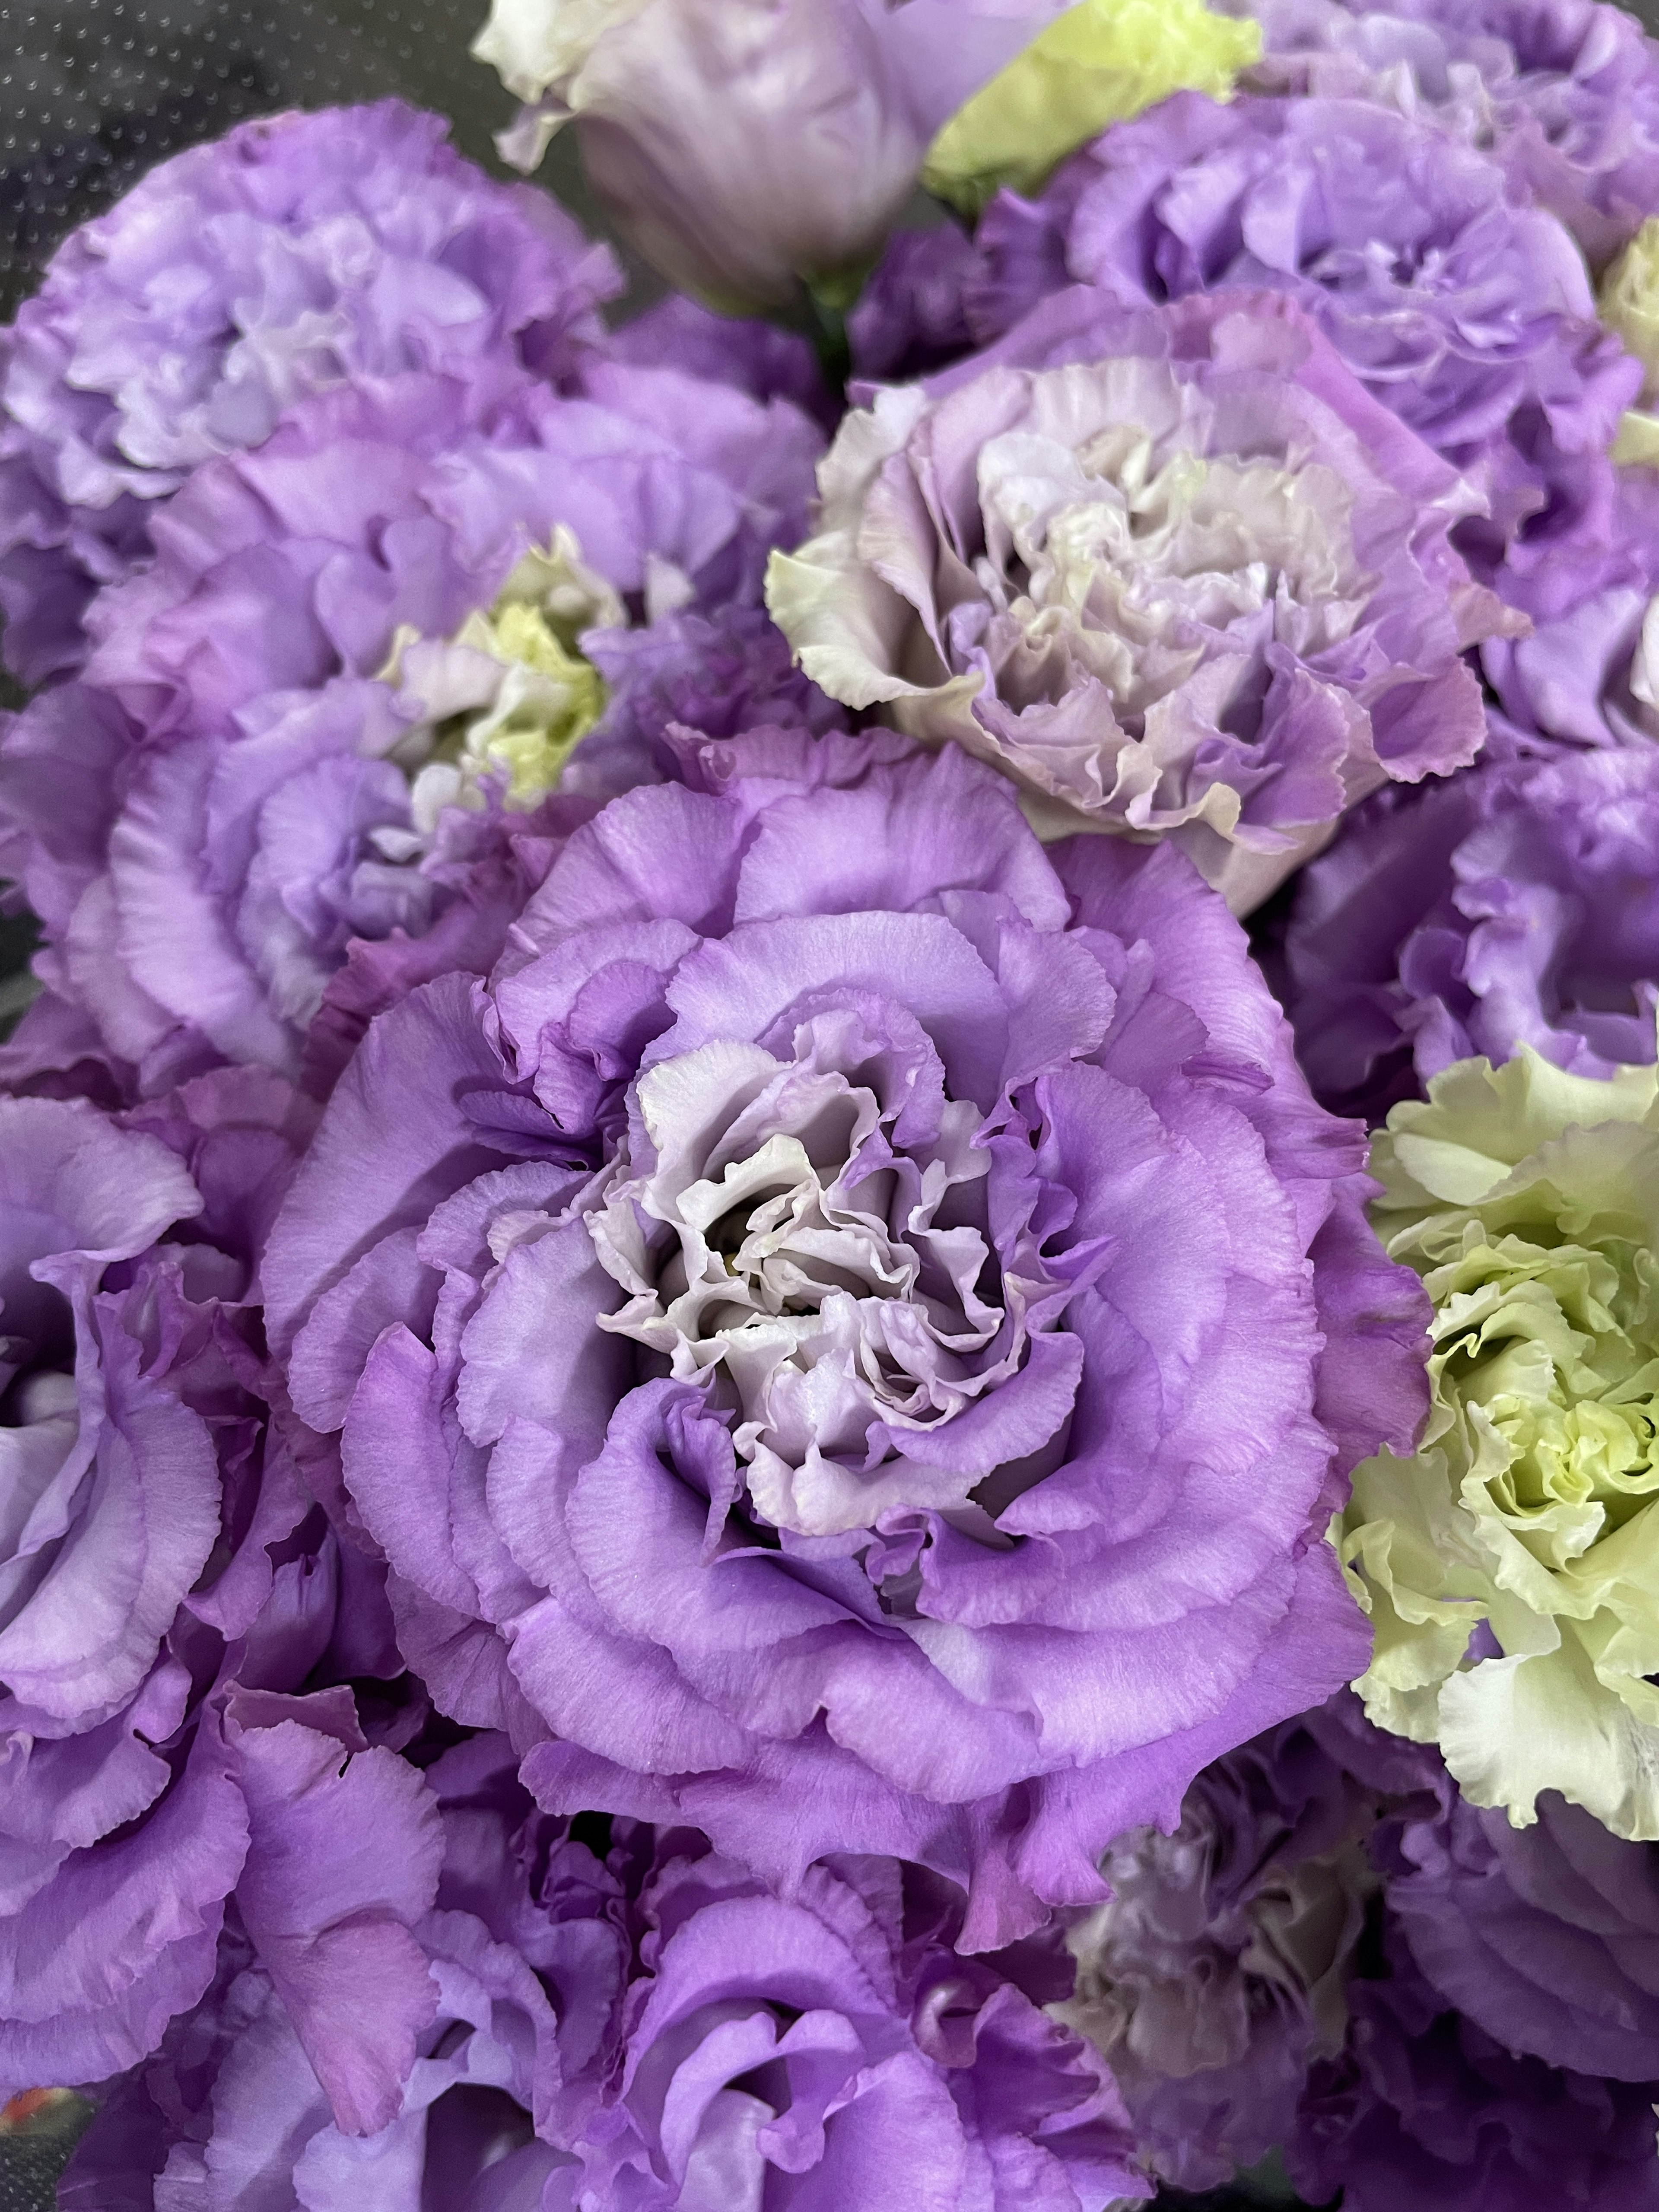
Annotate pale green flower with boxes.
[923,0,1261,217]
[1600,216,1659,459]
[1341,1046,1659,1840]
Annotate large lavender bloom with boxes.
[0,100,621,690]
[1224,0,1659,267]
[0,1073,449,2106]
[769,286,1517,913]
[970,91,1639,602]
[1269,744,1659,1125]
[0,355,824,1100]
[262,728,1426,1952]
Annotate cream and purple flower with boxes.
[969,90,1639,603]
[769,287,1516,913]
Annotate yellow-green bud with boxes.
[447,598,610,805]
[922,0,1260,218]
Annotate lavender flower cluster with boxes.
[1,0,1659,2200]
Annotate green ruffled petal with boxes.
[1342,1045,1659,1840]
[922,0,1260,217]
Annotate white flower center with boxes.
[586,1022,1043,1538]
[972,417,1370,728]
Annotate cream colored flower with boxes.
[1600,217,1659,460]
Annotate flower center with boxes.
[585,1016,1064,1539]
[973,408,1368,728]
[379,528,621,838]
[1433,1235,1659,1546]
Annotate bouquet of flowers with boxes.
[6,2,1659,2203]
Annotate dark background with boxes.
[3,0,1656,2200]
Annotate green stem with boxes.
[804,289,852,397]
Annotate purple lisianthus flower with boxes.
[1289,1924,1659,2212]
[0,99,621,690]
[1268,743,1659,1125]
[263,728,1426,1951]
[570,1839,1145,2211]
[970,92,1638,604]
[0,1070,449,2100]
[769,286,1518,913]
[0,354,824,1098]
[1065,1688,1659,2203]
[60,1734,603,2211]
[1225,0,1659,267]
[66,1750,1145,2212]
[0,671,597,1107]
[83,361,817,744]
[1371,1767,1659,2088]
[64,1916,564,2212]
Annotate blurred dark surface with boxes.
[0,2097,92,2212]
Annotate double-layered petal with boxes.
[768,289,1516,913]
[264,731,1425,1950]
[0,349,823,1097]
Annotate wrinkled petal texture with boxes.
[1271,743,1659,1126]
[968,89,1639,602]
[1229,0,1659,269]
[266,732,1422,1950]
[0,1074,400,2099]
[1340,1046,1659,1842]
[767,286,1515,914]
[0,98,623,688]
[0,314,823,1096]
